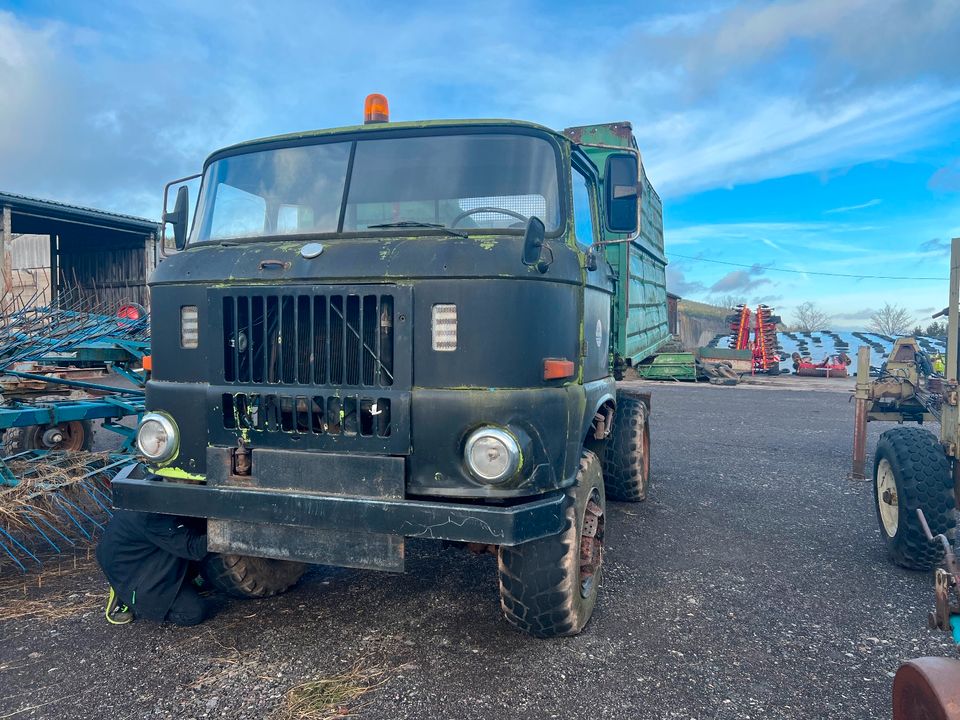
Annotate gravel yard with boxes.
[0,380,954,719]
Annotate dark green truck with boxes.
[113,106,669,637]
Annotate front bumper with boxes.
[111,462,567,546]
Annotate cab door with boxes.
[572,159,615,382]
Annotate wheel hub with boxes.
[579,489,605,599]
[30,421,88,452]
[877,458,899,538]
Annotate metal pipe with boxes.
[943,238,960,459]
[2,370,144,396]
[851,346,872,480]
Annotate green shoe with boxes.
[105,586,134,625]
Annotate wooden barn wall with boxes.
[57,231,151,310]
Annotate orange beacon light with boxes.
[364,94,389,124]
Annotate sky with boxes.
[1,0,958,329]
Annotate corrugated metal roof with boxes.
[0,191,159,233]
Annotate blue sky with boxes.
[1,0,958,328]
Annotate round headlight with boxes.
[136,412,178,462]
[464,427,521,483]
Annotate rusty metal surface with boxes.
[893,657,960,720]
[208,518,406,572]
[852,396,868,480]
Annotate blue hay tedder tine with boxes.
[0,527,42,571]
[0,302,150,571]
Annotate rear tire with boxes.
[201,553,307,598]
[874,427,955,570]
[498,450,605,638]
[602,394,650,502]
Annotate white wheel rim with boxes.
[876,458,899,538]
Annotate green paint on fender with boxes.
[152,467,206,481]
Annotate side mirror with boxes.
[521,216,546,269]
[163,185,190,251]
[604,153,639,234]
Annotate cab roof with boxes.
[206,118,570,167]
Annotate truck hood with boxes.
[150,235,581,286]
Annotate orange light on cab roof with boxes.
[543,358,575,380]
[364,93,390,124]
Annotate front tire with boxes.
[874,427,955,570]
[201,553,307,598]
[602,394,650,502]
[497,450,606,638]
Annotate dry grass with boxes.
[276,662,391,720]
[0,451,116,575]
[0,451,114,532]
[0,554,102,622]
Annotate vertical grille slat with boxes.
[345,295,360,386]
[221,287,398,391]
[297,296,311,384]
[252,296,265,384]
[223,297,236,382]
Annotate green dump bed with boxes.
[565,123,669,366]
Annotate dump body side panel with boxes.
[565,123,669,365]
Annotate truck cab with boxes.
[113,103,668,637]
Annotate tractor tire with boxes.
[874,427,955,570]
[498,450,606,638]
[1,421,93,456]
[602,394,650,502]
[201,553,307,599]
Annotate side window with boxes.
[571,168,596,251]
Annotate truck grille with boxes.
[221,291,397,387]
[211,285,412,454]
[222,392,393,438]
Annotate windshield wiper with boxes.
[367,221,467,239]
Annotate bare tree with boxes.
[869,303,914,336]
[710,294,747,309]
[793,301,831,332]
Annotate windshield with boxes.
[190,132,562,243]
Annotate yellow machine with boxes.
[849,237,960,718]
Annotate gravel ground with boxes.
[1,381,955,719]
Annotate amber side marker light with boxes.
[364,93,389,124]
[544,359,575,380]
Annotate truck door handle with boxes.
[259,260,290,270]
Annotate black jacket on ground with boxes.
[96,511,207,622]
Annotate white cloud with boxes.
[825,199,882,214]
[644,87,960,196]
[0,0,958,216]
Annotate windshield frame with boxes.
[187,125,568,247]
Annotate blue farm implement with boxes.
[0,296,149,572]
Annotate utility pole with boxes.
[0,205,11,305]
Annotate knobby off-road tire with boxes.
[874,427,955,570]
[498,450,606,638]
[201,553,307,599]
[602,394,650,502]
[1,420,93,455]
